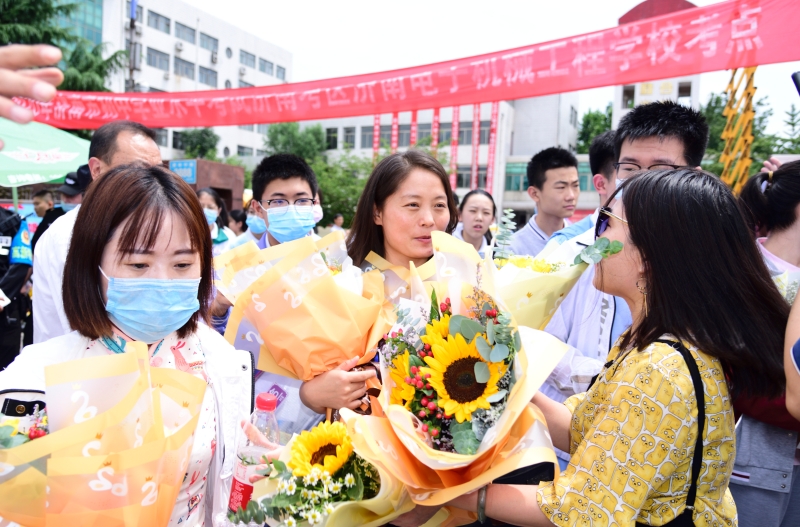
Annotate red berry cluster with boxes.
[485,308,499,324]
[28,427,46,440]
[439,297,452,316]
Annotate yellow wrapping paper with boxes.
[224,232,390,381]
[251,431,414,527]
[341,232,568,512]
[0,342,207,527]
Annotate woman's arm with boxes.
[299,356,376,414]
[785,299,800,420]
[531,391,572,452]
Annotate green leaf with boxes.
[451,420,481,455]
[486,389,508,403]
[486,319,495,345]
[474,361,490,383]
[409,354,425,367]
[482,302,493,316]
[574,254,583,265]
[346,471,365,501]
[609,240,624,254]
[422,388,434,397]
[430,288,440,321]
[594,237,610,251]
[449,314,466,336]
[272,460,287,473]
[513,330,522,354]
[475,336,492,361]
[0,426,12,440]
[459,319,486,343]
[490,343,510,362]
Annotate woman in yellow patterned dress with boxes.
[394,169,789,527]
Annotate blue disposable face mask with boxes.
[100,267,201,344]
[62,203,77,212]
[267,205,316,243]
[203,208,218,225]
[246,214,267,234]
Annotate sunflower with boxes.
[288,421,353,477]
[421,333,505,423]
[421,314,450,350]
[389,351,415,408]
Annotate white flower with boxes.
[303,475,312,486]
[324,503,335,516]
[285,480,297,495]
[344,473,356,488]
[307,473,319,485]
[301,488,311,500]
[322,470,330,479]
[284,518,297,527]
[277,479,288,492]
[328,481,342,494]
[308,510,323,525]
[311,467,322,477]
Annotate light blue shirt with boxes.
[510,214,571,257]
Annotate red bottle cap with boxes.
[256,392,278,412]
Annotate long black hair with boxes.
[613,169,788,399]
[347,151,458,266]
[459,189,496,244]
[739,160,800,236]
[196,187,229,232]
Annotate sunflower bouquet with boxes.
[340,231,570,513]
[0,406,48,448]
[228,421,412,527]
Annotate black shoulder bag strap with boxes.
[635,339,706,527]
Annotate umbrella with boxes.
[0,119,89,209]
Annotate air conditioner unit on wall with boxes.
[163,72,170,80]
[134,23,142,35]
[239,67,246,76]
[175,41,183,52]
[211,51,218,64]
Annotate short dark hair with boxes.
[333,213,343,220]
[526,147,578,189]
[252,154,318,203]
[63,163,213,340]
[611,169,788,399]
[197,187,229,232]
[33,189,54,200]
[615,101,709,167]
[740,160,800,234]
[229,209,248,231]
[589,130,617,180]
[89,121,157,164]
[347,151,458,266]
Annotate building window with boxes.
[199,66,217,87]
[438,123,452,144]
[146,47,169,71]
[577,160,596,191]
[172,131,185,150]
[504,162,527,191]
[149,87,166,93]
[256,149,267,156]
[175,22,195,44]
[238,124,254,131]
[456,166,471,189]
[360,126,373,149]
[200,33,218,52]
[153,128,168,147]
[379,125,391,146]
[479,121,491,144]
[224,80,232,89]
[622,85,635,109]
[678,82,692,107]
[147,10,170,34]
[416,123,432,143]
[174,57,194,79]
[239,80,253,88]
[237,145,254,156]
[276,66,286,80]
[398,124,411,147]
[570,106,578,128]
[343,127,356,148]
[458,121,473,145]
[126,0,143,21]
[257,124,268,134]
[223,146,230,157]
[240,50,255,68]
[326,128,338,150]
[225,47,232,59]
[259,58,274,75]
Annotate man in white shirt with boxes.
[509,147,579,257]
[33,121,162,343]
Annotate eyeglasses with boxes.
[257,198,316,215]
[614,162,692,174]
[595,206,628,239]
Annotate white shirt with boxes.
[32,206,80,343]
[509,214,571,258]
[453,227,489,258]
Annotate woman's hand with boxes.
[240,419,284,483]
[299,356,376,414]
[210,291,233,318]
[390,505,441,527]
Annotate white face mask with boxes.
[312,204,324,224]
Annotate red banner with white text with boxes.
[485,102,499,193]
[449,107,460,190]
[18,0,800,129]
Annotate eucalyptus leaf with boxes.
[609,240,624,254]
[460,318,485,343]
[272,460,287,473]
[487,319,495,345]
[449,314,467,336]
[451,420,480,455]
[475,336,493,361]
[594,237,610,250]
[486,389,508,403]
[490,343,510,362]
[474,361,491,383]
[513,330,522,354]
[482,302,493,316]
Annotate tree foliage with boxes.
[0,0,77,46]
[264,123,326,162]
[576,103,612,154]
[222,156,253,189]
[777,104,800,154]
[60,40,127,92]
[182,128,221,160]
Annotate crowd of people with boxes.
[2,42,800,527]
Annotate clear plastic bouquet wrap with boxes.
[228,421,413,527]
[0,343,207,527]
[222,232,391,382]
[340,232,569,519]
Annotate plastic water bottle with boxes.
[228,392,280,514]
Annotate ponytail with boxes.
[739,160,800,236]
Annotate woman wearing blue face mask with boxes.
[197,187,236,257]
[0,163,257,527]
